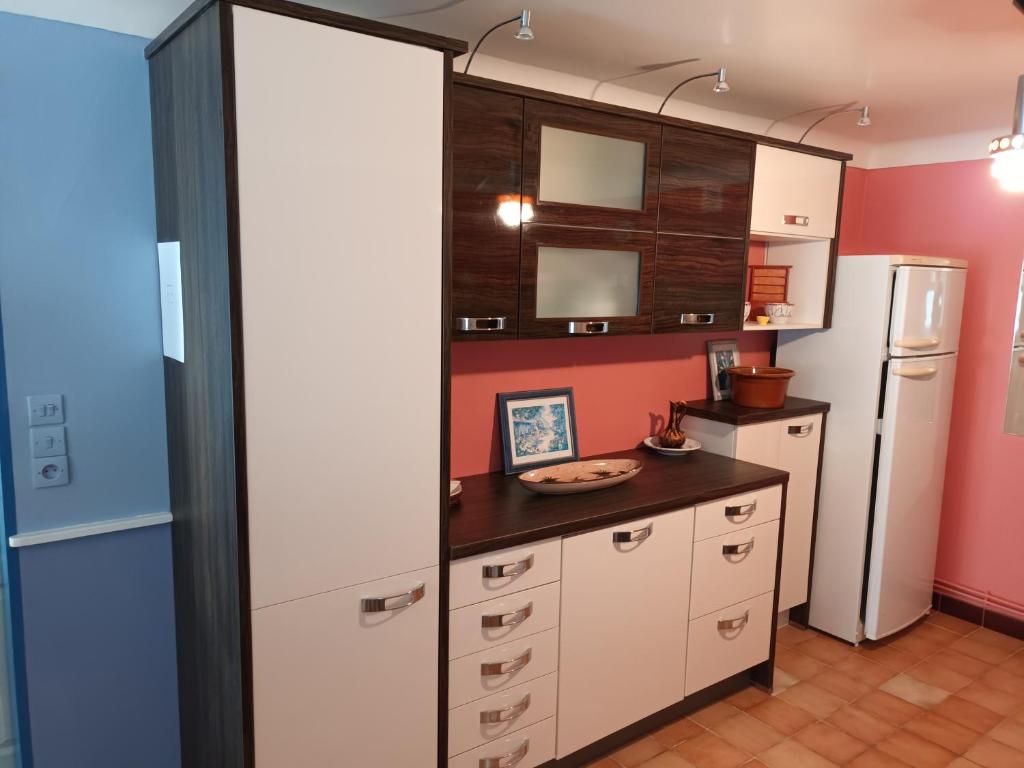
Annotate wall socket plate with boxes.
[27,394,64,426]
[31,426,66,458]
[32,456,69,488]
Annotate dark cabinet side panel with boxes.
[653,235,747,333]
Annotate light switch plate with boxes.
[27,394,64,426]
[31,456,69,488]
[31,426,66,458]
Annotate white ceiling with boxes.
[4,0,1023,145]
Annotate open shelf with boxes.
[743,322,823,332]
[746,233,833,329]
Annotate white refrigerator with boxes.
[777,255,967,643]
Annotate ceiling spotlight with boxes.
[658,68,730,114]
[857,105,871,126]
[463,9,533,74]
[989,75,1024,193]
[798,105,872,143]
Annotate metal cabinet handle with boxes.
[482,554,534,579]
[479,739,529,768]
[361,583,425,613]
[612,522,653,543]
[480,693,531,724]
[723,539,755,556]
[892,366,938,379]
[481,602,534,629]
[680,313,715,325]
[718,610,750,631]
[788,423,814,437]
[481,647,532,677]
[784,214,809,226]
[894,337,940,350]
[568,320,609,335]
[457,317,507,332]
[725,500,756,518]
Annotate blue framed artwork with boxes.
[497,388,579,475]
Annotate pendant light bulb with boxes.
[514,10,534,40]
[988,75,1024,193]
[712,68,730,94]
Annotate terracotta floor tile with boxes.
[910,622,964,647]
[809,669,873,702]
[612,737,667,767]
[673,732,750,768]
[963,736,1024,768]
[928,612,981,635]
[827,705,898,744]
[712,713,786,755]
[651,718,705,748]
[1000,653,1024,679]
[857,643,920,673]
[743,762,769,768]
[637,751,696,768]
[777,625,817,647]
[798,636,857,665]
[971,628,1024,655]
[793,721,869,763]
[903,712,983,754]
[932,695,1006,734]
[890,631,946,660]
[905,658,975,692]
[771,668,799,693]
[982,668,1024,699]
[774,648,829,680]
[988,719,1024,752]
[932,649,998,680]
[845,747,912,767]
[833,656,898,688]
[758,739,838,768]
[690,701,744,729]
[946,759,986,768]
[778,682,847,719]
[747,698,818,736]
[726,686,770,711]
[958,682,1024,716]
[875,730,957,768]
[585,760,620,768]
[953,637,1020,665]
[852,689,926,724]
[879,673,951,708]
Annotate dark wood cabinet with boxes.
[452,85,524,340]
[653,235,747,333]
[658,128,754,239]
[519,224,656,338]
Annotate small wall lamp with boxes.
[657,68,730,114]
[464,10,533,75]
[798,105,871,144]
[989,75,1024,193]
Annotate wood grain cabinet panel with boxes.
[658,128,754,238]
[653,235,747,333]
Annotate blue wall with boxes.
[0,12,180,767]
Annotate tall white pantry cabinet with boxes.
[147,4,465,766]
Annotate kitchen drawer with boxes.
[685,591,774,696]
[449,627,559,708]
[690,520,780,618]
[450,539,562,610]
[694,484,782,541]
[449,716,556,768]
[450,582,561,660]
[448,673,558,757]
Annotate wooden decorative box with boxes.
[747,264,792,315]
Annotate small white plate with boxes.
[643,436,702,456]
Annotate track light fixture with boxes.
[989,75,1024,193]
[798,105,871,143]
[657,68,730,114]
[463,10,533,74]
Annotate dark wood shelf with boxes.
[684,397,830,426]
[449,448,789,559]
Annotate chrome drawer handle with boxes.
[480,693,531,724]
[482,554,534,579]
[788,423,814,437]
[360,583,425,613]
[718,610,750,631]
[457,317,507,332]
[680,313,715,325]
[612,522,653,543]
[479,739,529,768]
[784,214,809,226]
[568,320,609,335]
[481,647,532,677]
[725,500,756,518]
[723,538,755,556]
[481,602,533,629]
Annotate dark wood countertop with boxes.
[449,449,789,559]
[684,397,830,426]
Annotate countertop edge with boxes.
[684,398,831,426]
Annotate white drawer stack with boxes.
[447,539,562,767]
[685,484,783,695]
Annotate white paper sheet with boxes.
[157,241,184,363]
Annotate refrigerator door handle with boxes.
[892,366,938,379]
[893,337,940,350]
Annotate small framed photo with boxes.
[497,388,579,475]
[708,340,740,401]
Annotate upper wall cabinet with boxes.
[659,129,754,239]
[750,145,842,239]
[452,86,524,340]
[654,235,747,333]
[523,100,662,231]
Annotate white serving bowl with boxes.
[764,302,794,324]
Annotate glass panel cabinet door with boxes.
[523,100,661,231]
[520,224,655,338]
[653,235,746,333]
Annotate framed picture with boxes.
[497,388,579,475]
[708,340,740,401]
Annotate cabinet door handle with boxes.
[360,582,425,613]
[478,738,529,768]
[892,366,938,379]
[568,320,609,335]
[788,423,814,437]
[725,500,757,518]
[612,522,653,543]
[680,313,715,325]
[723,538,755,555]
[482,554,534,579]
[457,317,507,332]
[784,214,810,226]
[481,602,534,629]
[479,693,531,724]
[893,336,940,350]
[718,610,750,631]
[481,647,532,677]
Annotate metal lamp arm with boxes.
[657,71,720,114]
[798,107,859,143]
[464,15,520,74]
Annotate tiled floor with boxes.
[585,612,1024,768]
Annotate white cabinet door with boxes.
[750,145,842,239]
[251,567,438,768]
[734,421,781,467]
[232,7,445,608]
[777,414,823,610]
[557,509,694,758]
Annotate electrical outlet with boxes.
[31,426,66,458]
[27,394,64,426]
[32,456,69,488]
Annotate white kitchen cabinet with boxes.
[448,717,556,768]
[685,591,775,696]
[556,508,694,758]
[449,538,562,610]
[750,146,842,239]
[448,581,561,660]
[447,673,558,758]
[690,520,780,618]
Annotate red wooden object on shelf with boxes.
[746,264,792,315]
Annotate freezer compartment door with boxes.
[1005,347,1024,436]
[864,354,958,640]
[889,266,966,358]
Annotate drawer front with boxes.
[685,591,774,696]
[690,520,780,618]
[448,716,556,768]
[694,484,782,541]
[450,539,562,610]
[448,673,558,757]
[449,627,559,708]
[450,582,561,660]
